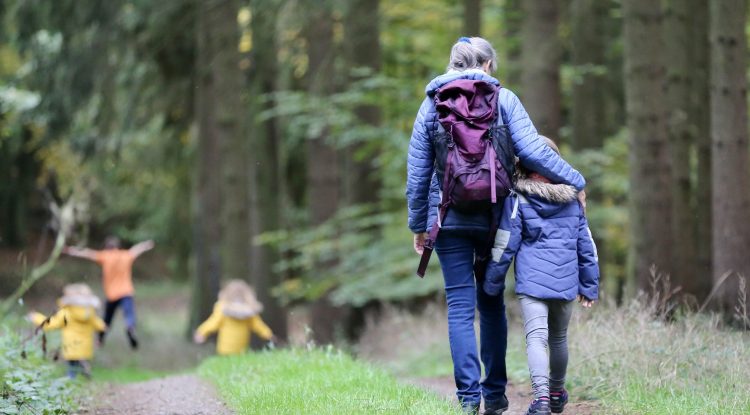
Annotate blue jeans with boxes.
[435,229,508,407]
[103,296,137,329]
[66,360,91,379]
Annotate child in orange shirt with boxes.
[63,236,154,349]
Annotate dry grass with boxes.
[358,295,750,414]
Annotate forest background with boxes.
[2,0,750,344]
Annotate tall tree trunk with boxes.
[213,0,250,283]
[344,0,382,207]
[306,1,342,344]
[502,0,523,88]
[189,0,225,331]
[342,0,382,339]
[248,0,287,340]
[570,0,608,150]
[622,0,673,290]
[692,0,712,302]
[520,0,561,137]
[664,0,698,297]
[464,0,481,36]
[710,0,750,311]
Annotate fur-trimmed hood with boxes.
[58,283,101,310]
[218,280,263,319]
[515,177,578,217]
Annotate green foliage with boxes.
[0,325,78,414]
[564,132,630,297]
[262,206,444,307]
[198,348,461,414]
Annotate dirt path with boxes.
[407,376,599,415]
[85,374,233,415]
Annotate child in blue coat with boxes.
[484,137,599,415]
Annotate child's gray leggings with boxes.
[519,296,574,399]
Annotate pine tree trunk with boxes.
[664,0,698,297]
[212,0,249,283]
[502,0,523,88]
[692,0,712,302]
[520,0,561,137]
[344,0,382,207]
[570,0,608,149]
[248,0,287,341]
[306,2,342,344]
[622,0,673,290]
[189,0,225,331]
[710,0,750,310]
[464,0,481,36]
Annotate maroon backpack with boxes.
[416,79,515,278]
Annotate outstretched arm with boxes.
[129,240,155,258]
[500,88,586,190]
[62,246,99,262]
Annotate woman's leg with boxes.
[519,296,550,399]
[548,301,573,392]
[435,231,482,408]
[476,283,508,405]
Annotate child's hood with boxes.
[219,301,258,320]
[59,304,98,323]
[515,176,578,217]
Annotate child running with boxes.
[28,283,107,379]
[62,236,154,349]
[193,279,275,355]
[484,137,599,415]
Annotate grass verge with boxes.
[198,348,461,414]
[361,300,750,414]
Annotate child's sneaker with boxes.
[550,389,568,413]
[525,397,551,415]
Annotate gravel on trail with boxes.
[407,376,599,415]
[85,374,233,415]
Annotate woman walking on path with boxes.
[405,37,586,414]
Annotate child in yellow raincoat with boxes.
[28,283,107,379]
[193,280,275,355]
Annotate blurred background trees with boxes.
[2,0,749,339]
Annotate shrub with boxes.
[0,324,78,414]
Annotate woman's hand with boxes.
[193,332,206,344]
[413,233,427,255]
[577,295,595,308]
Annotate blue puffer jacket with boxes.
[483,177,599,301]
[406,69,586,234]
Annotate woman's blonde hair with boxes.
[447,37,498,73]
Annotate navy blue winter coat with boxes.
[406,69,586,234]
[483,177,599,301]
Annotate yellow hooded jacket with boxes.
[31,305,106,361]
[196,301,273,355]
